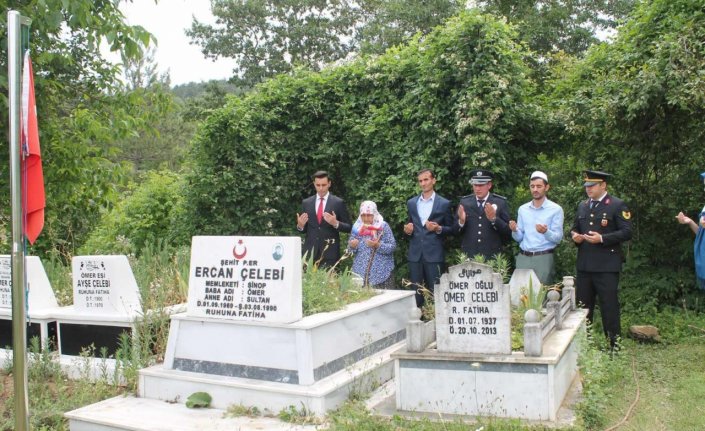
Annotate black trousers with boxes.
[408,261,444,307]
[576,271,621,345]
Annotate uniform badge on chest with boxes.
[601,216,608,227]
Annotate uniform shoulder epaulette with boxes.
[460,194,474,200]
[492,193,507,200]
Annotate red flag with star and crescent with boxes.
[21,51,45,244]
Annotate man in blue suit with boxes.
[404,169,454,307]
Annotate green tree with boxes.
[546,0,705,305]
[118,50,193,175]
[187,0,464,87]
[124,46,170,90]
[0,0,156,256]
[187,0,359,87]
[355,0,464,54]
[473,0,635,57]
[181,81,243,122]
[80,170,185,255]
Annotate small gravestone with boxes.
[0,256,59,350]
[508,268,542,307]
[72,255,142,316]
[435,261,511,354]
[0,255,58,310]
[51,256,143,358]
[187,236,302,323]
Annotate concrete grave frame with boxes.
[139,289,416,413]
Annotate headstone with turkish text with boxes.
[187,236,302,323]
[0,255,58,310]
[72,255,142,316]
[435,261,511,354]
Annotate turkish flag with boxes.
[21,52,45,245]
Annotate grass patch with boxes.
[588,339,705,431]
[302,253,378,316]
[0,339,124,431]
[225,403,265,418]
[327,399,565,430]
[278,403,323,425]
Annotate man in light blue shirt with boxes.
[509,171,564,284]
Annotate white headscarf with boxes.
[352,200,384,236]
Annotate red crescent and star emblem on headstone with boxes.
[233,239,247,260]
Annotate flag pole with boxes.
[8,10,32,431]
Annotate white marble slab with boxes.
[435,261,511,354]
[0,255,58,312]
[72,255,141,317]
[187,236,302,323]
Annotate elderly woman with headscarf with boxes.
[348,200,397,289]
[676,172,705,289]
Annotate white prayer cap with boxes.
[530,171,548,182]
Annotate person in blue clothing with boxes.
[675,172,705,289]
[509,171,564,285]
[348,201,397,289]
[404,168,454,307]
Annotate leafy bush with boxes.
[80,170,185,255]
[544,0,705,308]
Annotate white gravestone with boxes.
[72,255,142,316]
[187,236,302,323]
[508,268,542,307]
[435,261,511,354]
[0,255,58,310]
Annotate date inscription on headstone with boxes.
[187,236,302,323]
[435,261,511,354]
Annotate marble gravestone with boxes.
[395,262,585,421]
[52,255,142,357]
[0,255,59,310]
[0,255,59,349]
[72,255,141,316]
[434,261,511,355]
[187,236,302,323]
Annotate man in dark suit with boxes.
[404,169,454,307]
[455,169,512,260]
[570,170,632,348]
[296,171,352,267]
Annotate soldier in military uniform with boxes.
[455,169,512,260]
[570,170,632,348]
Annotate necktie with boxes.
[590,200,597,209]
[317,197,324,223]
[478,199,485,208]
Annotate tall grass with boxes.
[0,338,122,430]
[302,253,377,316]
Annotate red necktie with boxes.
[317,197,324,223]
